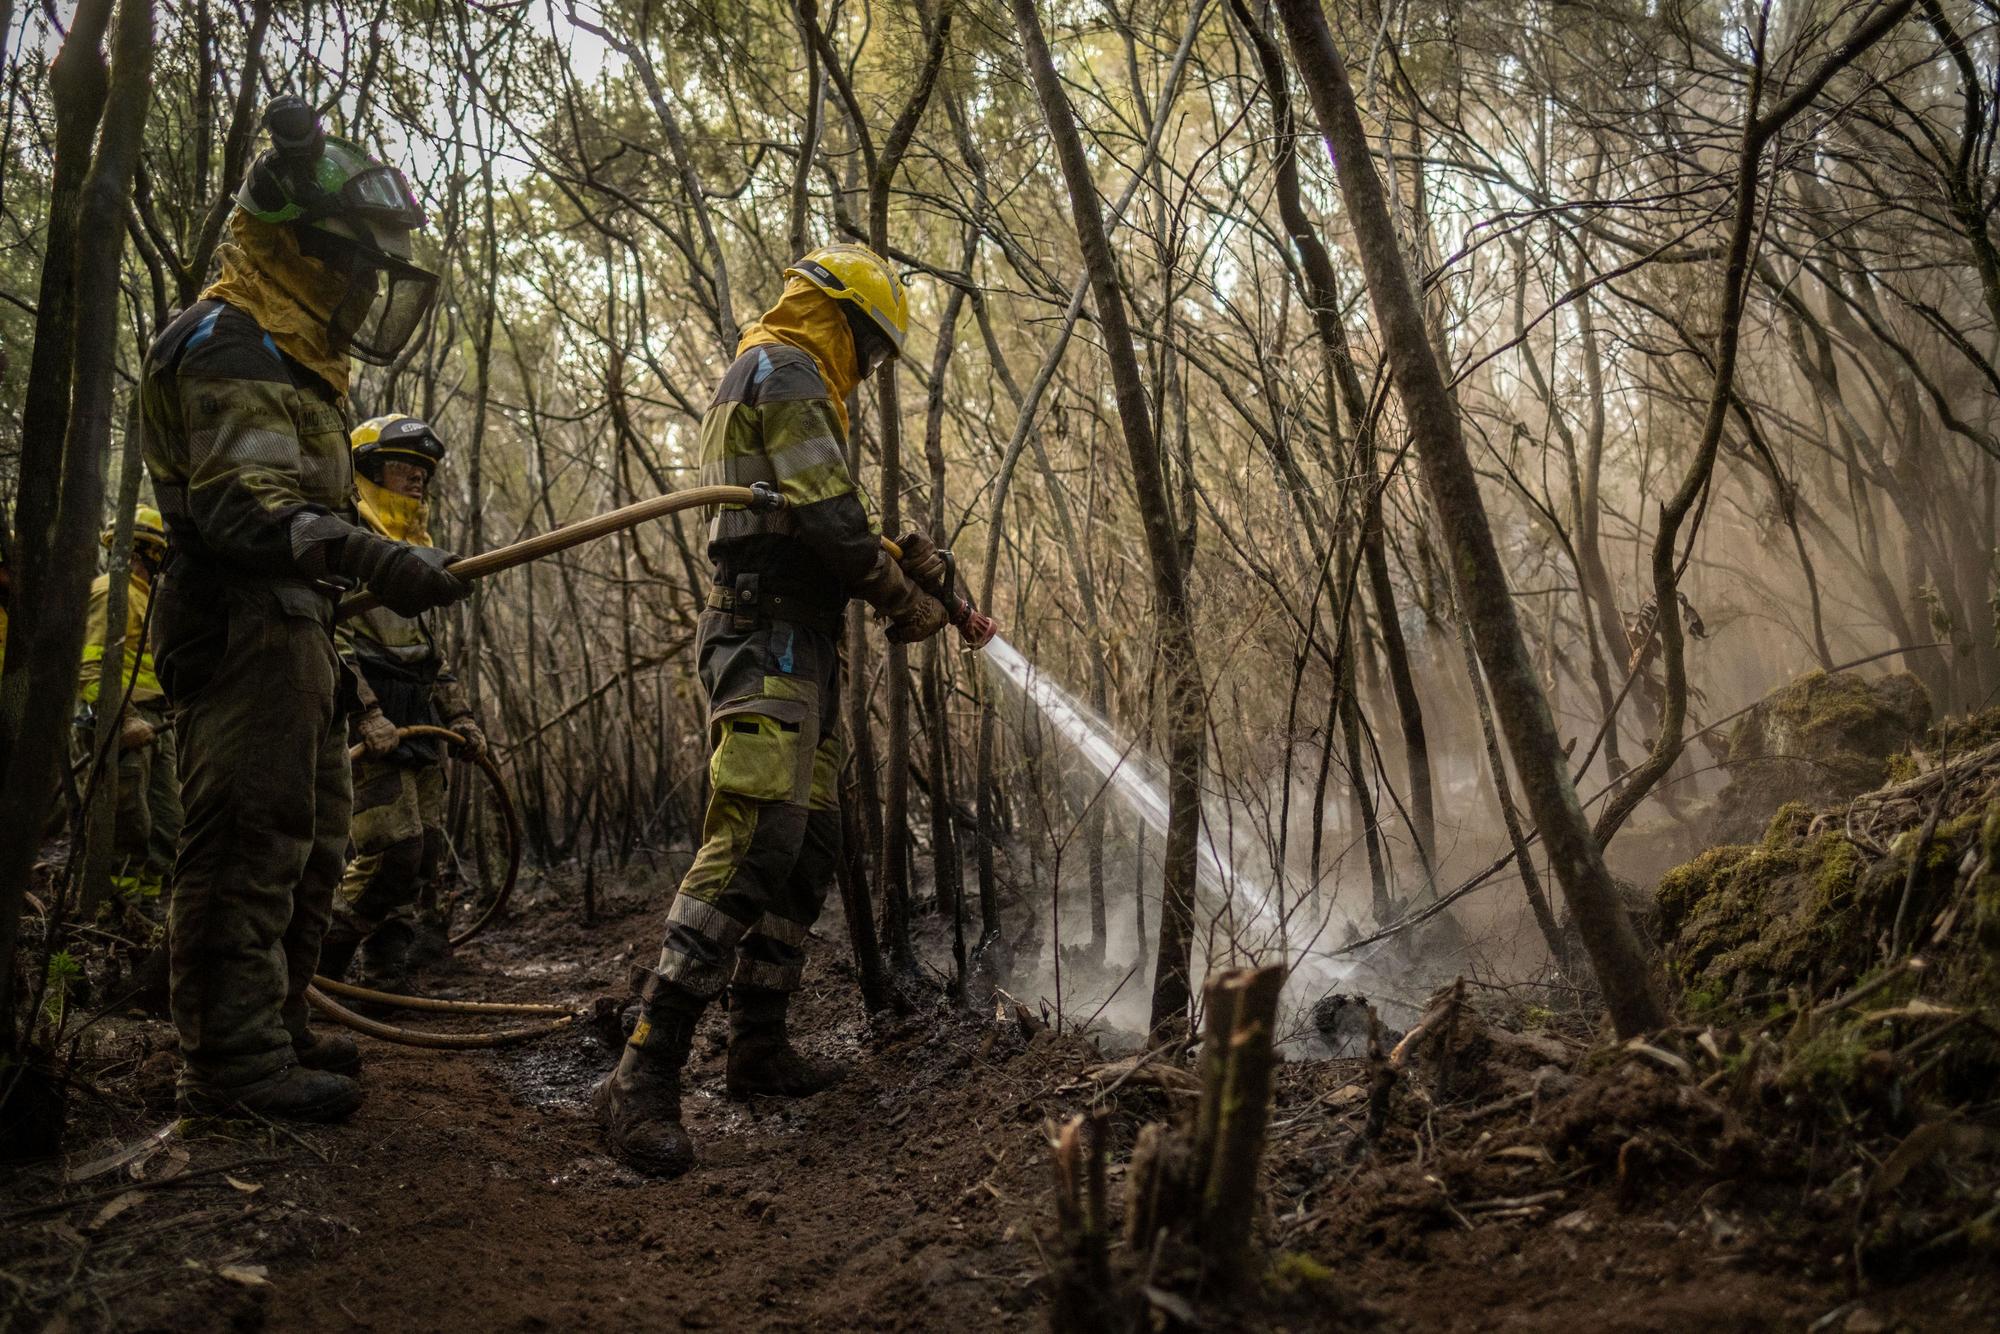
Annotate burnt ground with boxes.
[3,878,1995,1333]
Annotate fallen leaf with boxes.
[152,1145,191,1182]
[1321,1083,1368,1109]
[68,1124,176,1183]
[224,1176,263,1195]
[217,1264,269,1287]
[87,1191,147,1231]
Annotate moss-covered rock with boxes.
[1656,804,1869,1004]
[1710,671,1931,845]
[1657,792,1997,1010]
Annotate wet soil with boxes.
[4,884,1994,1332]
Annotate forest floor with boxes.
[3,870,1995,1333]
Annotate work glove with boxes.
[887,596,950,644]
[893,530,953,603]
[290,512,470,615]
[852,549,950,645]
[355,705,401,759]
[117,712,156,752]
[446,714,487,761]
[894,531,997,648]
[344,533,470,617]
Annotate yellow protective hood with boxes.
[735,276,860,434]
[202,213,354,396]
[354,474,433,545]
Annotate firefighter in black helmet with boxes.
[141,98,469,1121]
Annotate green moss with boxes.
[1712,672,1931,843]
[1656,825,1869,1002]
[1267,1251,1339,1292]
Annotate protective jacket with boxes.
[698,276,917,631]
[141,216,357,595]
[79,570,164,707]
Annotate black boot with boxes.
[725,985,847,1099]
[316,924,363,984]
[357,920,415,992]
[294,1029,362,1076]
[593,977,705,1177]
[179,1065,363,1123]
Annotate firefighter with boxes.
[142,97,467,1121]
[320,414,485,989]
[595,244,951,1176]
[76,506,181,901]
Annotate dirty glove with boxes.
[290,512,469,615]
[893,531,996,647]
[886,595,950,644]
[852,549,949,644]
[345,535,469,617]
[355,705,401,759]
[446,714,487,760]
[117,712,156,752]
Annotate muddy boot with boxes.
[294,1029,362,1076]
[357,920,415,993]
[593,979,705,1177]
[725,985,847,1099]
[178,1064,363,1123]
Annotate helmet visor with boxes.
[341,163,427,229]
[346,257,438,365]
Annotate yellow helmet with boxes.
[786,244,909,362]
[351,413,445,477]
[104,505,168,559]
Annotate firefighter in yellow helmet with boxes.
[594,243,951,1177]
[74,507,182,901]
[318,414,485,989]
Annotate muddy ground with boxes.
[3,875,1993,1333]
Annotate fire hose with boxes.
[338,481,997,644]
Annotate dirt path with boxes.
[6,892,1993,1332]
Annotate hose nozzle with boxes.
[747,481,788,512]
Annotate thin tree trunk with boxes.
[1275,0,1665,1036]
[0,0,152,1056]
[80,403,148,917]
[1011,0,1209,1037]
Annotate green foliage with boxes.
[41,949,81,1029]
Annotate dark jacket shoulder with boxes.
[712,342,830,409]
[149,299,293,386]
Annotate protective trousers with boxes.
[335,754,446,936]
[155,576,351,1093]
[653,605,843,1001]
